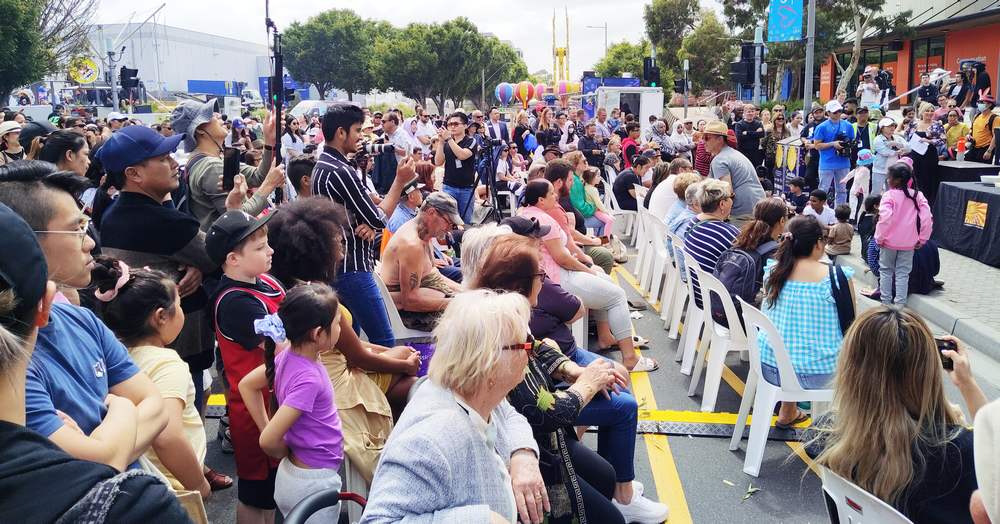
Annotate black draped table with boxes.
[933,182,1000,267]
[937,161,1000,183]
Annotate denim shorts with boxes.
[760,363,832,390]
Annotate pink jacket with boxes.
[875,188,933,251]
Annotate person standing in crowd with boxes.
[286,155,314,201]
[760,215,855,427]
[808,307,985,524]
[762,112,790,178]
[906,102,945,203]
[313,103,415,348]
[875,163,933,307]
[0,203,190,522]
[735,104,765,167]
[0,162,169,472]
[238,283,346,524]
[435,111,480,224]
[852,106,876,159]
[485,107,510,145]
[171,101,285,232]
[513,110,532,158]
[967,93,998,163]
[413,108,437,157]
[279,116,304,161]
[787,111,804,137]
[621,123,642,169]
[856,66,881,108]
[37,129,90,180]
[873,117,908,194]
[800,105,826,190]
[362,291,544,524]
[0,121,24,165]
[951,70,975,113]
[916,73,940,107]
[811,100,856,206]
[702,121,765,227]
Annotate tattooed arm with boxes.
[393,242,452,312]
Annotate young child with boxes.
[845,148,875,222]
[825,204,855,261]
[785,177,809,214]
[208,210,286,521]
[802,189,837,227]
[582,167,615,236]
[239,283,345,523]
[92,257,224,498]
[874,163,933,306]
[857,194,881,251]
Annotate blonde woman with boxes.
[808,306,986,523]
[605,135,622,172]
[513,110,532,158]
[363,290,546,524]
[536,108,561,151]
[905,102,945,203]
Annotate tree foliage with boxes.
[644,0,699,72]
[371,23,437,108]
[464,35,528,110]
[594,40,650,79]
[283,9,380,100]
[830,0,911,93]
[0,0,52,100]
[678,11,736,93]
[40,0,96,67]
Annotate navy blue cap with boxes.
[95,126,185,173]
[0,203,47,323]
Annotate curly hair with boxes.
[266,196,349,286]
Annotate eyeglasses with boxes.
[502,334,535,355]
[446,121,462,127]
[35,217,91,241]
[533,271,545,281]
[73,123,86,128]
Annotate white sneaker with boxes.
[633,480,644,497]
[613,491,669,524]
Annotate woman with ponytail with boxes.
[238,282,345,523]
[732,197,789,298]
[875,162,933,306]
[91,256,226,497]
[759,215,855,428]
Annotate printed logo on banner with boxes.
[964,200,988,229]
[767,0,803,43]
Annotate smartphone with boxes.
[936,337,957,371]
[222,147,240,191]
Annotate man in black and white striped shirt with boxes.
[312,103,415,347]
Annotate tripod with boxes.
[464,138,506,225]
[265,0,284,203]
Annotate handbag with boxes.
[828,264,855,334]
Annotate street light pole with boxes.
[586,23,608,57]
[803,0,817,113]
[683,59,689,118]
[753,23,763,105]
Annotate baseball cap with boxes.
[825,100,843,113]
[171,99,217,152]
[856,106,869,114]
[877,117,897,129]
[0,203,48,323]
[542,145,562,158]
[420,191,464,226]
[95,126,185,174]
[107,112,127,121]
[500,216,551,239]
[975,399,1000,524]
[232,118,245,130]
[16,120,55,151]
[206,210,275,266]
[702,121,728,136]
[856,148,875,166]
[402,178,424,196]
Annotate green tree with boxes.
[830,0,911,93]
[423,18,484,115]
[593,40,650,78]
[0,0,51,101]
[283,9,380,100]
[678,11,737,93]
[465,36,528,110]
[40,0,97,67]
[644,0,699,71]
[371,22,438,107]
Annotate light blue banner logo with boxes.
[767,0,803,43]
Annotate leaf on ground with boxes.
[741,483,762,502]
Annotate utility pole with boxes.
[586,23,608,57]
[683,59,690,118]
[481,68,486,109]
[753,23,763,105]
[803,0,817,114]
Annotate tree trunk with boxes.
[432,93,447,116]
[347,91,354,101]
[835,10,867,95]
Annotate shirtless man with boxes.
[379,191,464,331]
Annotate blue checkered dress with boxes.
[758,261,854,376]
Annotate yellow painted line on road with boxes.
[638,409,810,428]
[611,268,693,524]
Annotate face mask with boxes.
[978,103,988,112]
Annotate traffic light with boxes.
[642,57,660,87]
[674,78,687,94]
[283,87,297,102]
[119,66,139,88]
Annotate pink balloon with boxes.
[535,83,547,98]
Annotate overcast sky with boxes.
[95,0,722,78]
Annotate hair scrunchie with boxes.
[254,313,286,343]
[94,261,131,302]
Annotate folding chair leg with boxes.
[680,308,705,375]
[667,286,686,341]
[730,373,757,451]
[743,386,779,477]
[686,334,709,396]
[650,257,666,304]
[698,337,730,412]
[659,270,676,322]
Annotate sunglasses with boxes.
[446,121,462,127]
[502,334,536,355]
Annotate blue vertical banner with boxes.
[767,0,803,43]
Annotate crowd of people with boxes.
[0,85,997,524]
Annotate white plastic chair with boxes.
[677,249,710,374]
[495,190,517,217]
[571,309,589,350]
[819,466,913,524]
[645,217,671,304]
[729,297,834,477]
[372,272,434,342]
[663,232,688,340]
[686,267,749,412]
[338,454,368,524]
[636,211,659,295]
[604,170,637,240]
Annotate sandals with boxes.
[604,335,651,352]
[775,409,810,430]
[628,355,659,373]
[627,300,648,311]
[204,468,233,491]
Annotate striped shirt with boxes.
[683,217,740,308]
[312,146,386,274]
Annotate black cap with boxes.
[0,203,47,322]
[206,210,275,266]
[17,120,56,151]
[501,216,551,239]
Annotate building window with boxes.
[911,36,946,87]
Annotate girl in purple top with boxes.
[239,283,345,523]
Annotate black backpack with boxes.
[710,240,778,328]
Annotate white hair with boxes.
[428,289,530,396]
[460,224,512,284]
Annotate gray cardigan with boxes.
[361,381,539,524]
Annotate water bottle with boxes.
[957,136,966,162]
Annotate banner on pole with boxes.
[767,0,803,43]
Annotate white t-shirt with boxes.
[281,133,305,160]
[385,127,415,162]
[414,121,437,154]
[647,174,678,221]
[803,204,837,226]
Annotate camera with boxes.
[361,142,394,155]
[483,137,504,147]
[834,133,853,158]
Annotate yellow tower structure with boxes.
[552,8,570,83]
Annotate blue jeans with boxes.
[760,363,831,389]
[333,271,395,347]
[583,215,607,237]
[569,346,638,482]
[443,184,474,224]
[818,167,850,206]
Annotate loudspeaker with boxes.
[730,61,752,84]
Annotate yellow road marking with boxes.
[611,268,693,523]
[638,409,809,428]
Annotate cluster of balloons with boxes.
[494,80,582,108]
